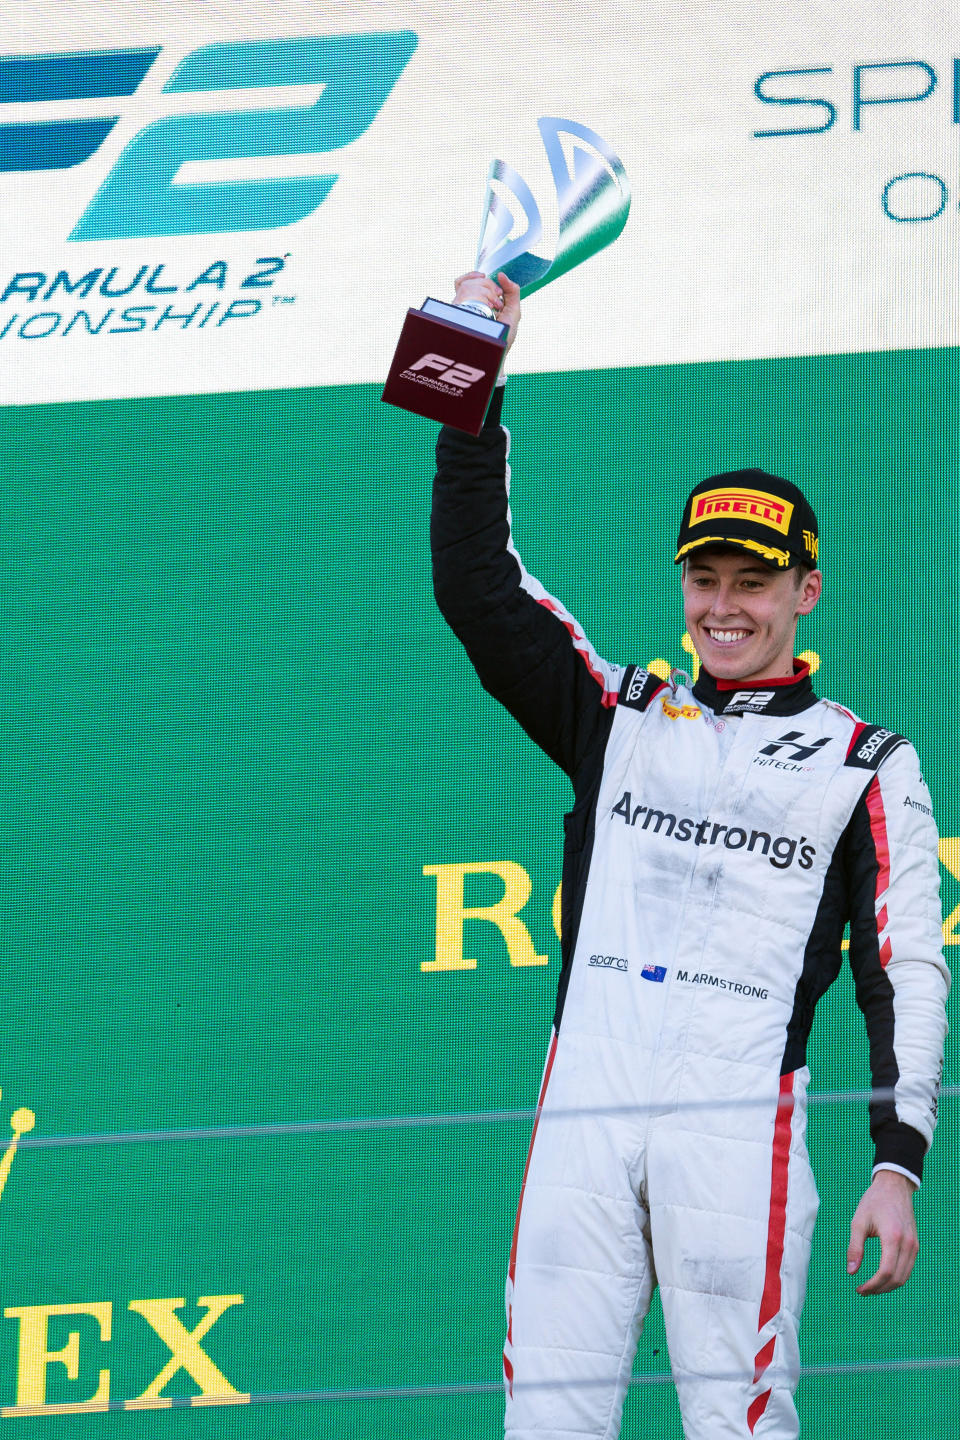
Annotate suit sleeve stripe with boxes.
[865,776,892,968]
[433,417,619,775]
[536,597,618,707]
[498,443,620,708]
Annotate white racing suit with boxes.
[431,387,950,1440]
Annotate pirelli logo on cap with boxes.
[690,487,794,536]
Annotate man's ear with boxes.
[796,569,822,617]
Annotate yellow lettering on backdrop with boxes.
[648,639,821,685]
[127,1296,248,1406]
[425,836,960,971]
[3,1302,111,1413]
[0,1100,34,1208]
[939,838,960,945]
[422,862,548,970]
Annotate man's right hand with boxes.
[453,270,521,351]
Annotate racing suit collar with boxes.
[693,659,817,716]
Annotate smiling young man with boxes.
[431,272,949,1440]
[682,550,820,684]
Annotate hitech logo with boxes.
[758,731,832,762]
[0,32,417,240]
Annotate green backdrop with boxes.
[0,344,955,1436]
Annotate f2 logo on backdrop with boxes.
[0,32,418,240]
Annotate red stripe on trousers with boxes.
[748,1391,771,1433]
[753,1336,776,1385]
[503,1030,559,1395]
[749,1072,795,1432]
[865,776,892,966]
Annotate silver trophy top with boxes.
[475,117,631,298]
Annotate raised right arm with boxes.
[431,382,622,779]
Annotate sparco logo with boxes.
[403,353,486,387]
[612,790,816,869]
[844,724,905,771]
[858,727,894,762]
[626,669,648,703]
[589,953,629,972]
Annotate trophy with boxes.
[381,117,631,434]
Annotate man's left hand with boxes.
[846,1170,919,1295]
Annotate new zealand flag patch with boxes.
[641,963,667,983]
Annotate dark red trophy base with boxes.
[381,305,507,435]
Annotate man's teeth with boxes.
[708,629,750,644]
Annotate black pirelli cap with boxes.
[674,468,819,571]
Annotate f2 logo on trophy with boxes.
[382,117,631,434]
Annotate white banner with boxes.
[1,0,956,404]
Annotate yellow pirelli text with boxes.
[690,486,793,535]
[661,698,700,721]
